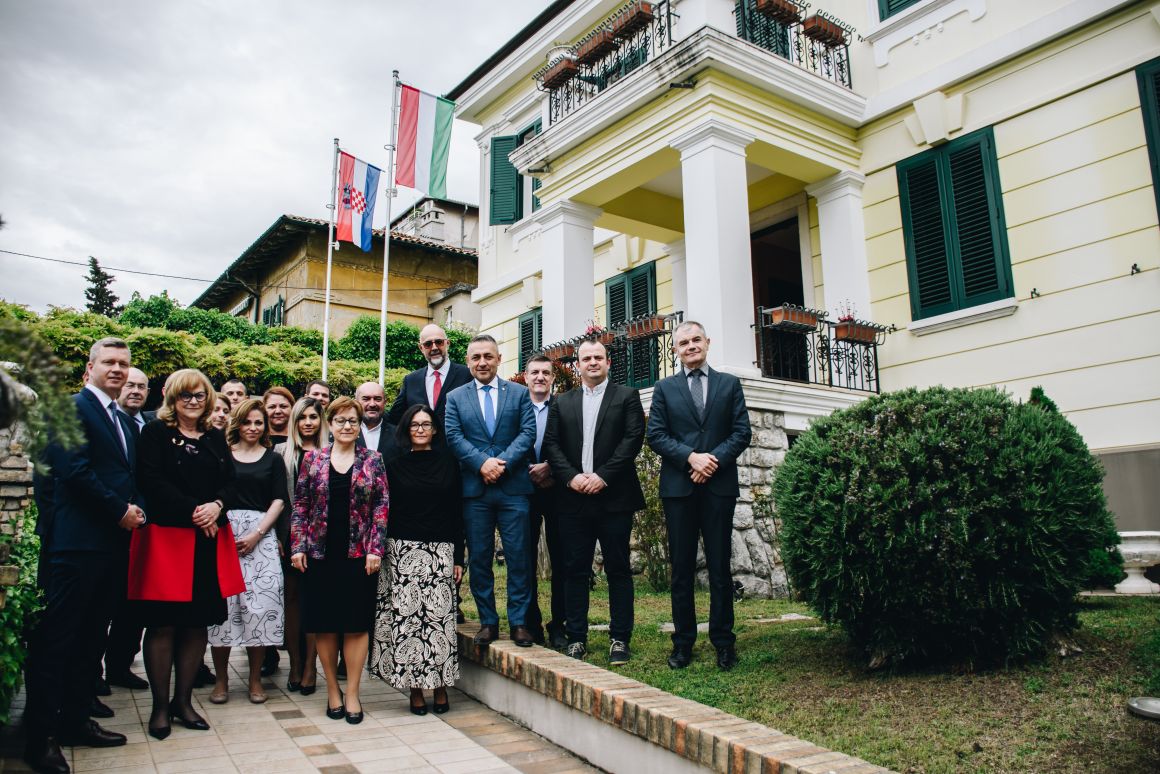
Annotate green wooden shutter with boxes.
[735,0,791,59]
[606,274,629,325]
[1137,57,1160,219]
[899,157,954,319]
[518,308,541,372]
[490,135,521,225]
[947,137,1007,305]
[878,0,922,20]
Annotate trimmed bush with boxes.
[0,505,43,725]
[773,386,1119,667]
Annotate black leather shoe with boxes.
[106,671,149,690]
[147,723,171,741]
[667,647,693,669]
[94,677,111,697]
[168,701,209,730]
[473,625,498,646]
[286,679,301,693]
[345,707,364,725]
[88,698,114,718]
[24,737,69,774]
[298,682,317,696]
[511,625,534,647]
[260,647,280,677]
[716,645,738,671]
[433,700,450,714]
[58,719,127,748]
[409,701,428,716]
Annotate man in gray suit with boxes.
[646,321,752,671]
[444,334,538,647]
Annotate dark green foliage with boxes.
[336,316,472,369]
[773,386,1119,667]
[83,257,120,317]
[0,505,44,724]
[1028,385,1060,414]
[633,443,670,591]
[0,317,84,463]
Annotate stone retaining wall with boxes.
[0,423,32,609]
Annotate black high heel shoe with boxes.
[409,690,428,716]
[326,691,345,720]
[286,679,301,693]
[433,688,450,714]
[345,700,364,725]
[167,700,209,731]
[147,721,171,740]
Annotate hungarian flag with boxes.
[396,85,454,198]
[337,151,381,251]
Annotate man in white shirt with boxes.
[385,324,471,443]
[354,381,391,455]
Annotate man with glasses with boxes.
[385,324,471,443]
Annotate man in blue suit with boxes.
[647,321,752,672]
[444,334,537,647]
[24,337,146,774]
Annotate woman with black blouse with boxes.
[135,369,237,739]
[207,398,286,704]
[369,404,464,715]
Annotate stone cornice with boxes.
[804,170,866,204]
[670,119,755,158]
[531,199,603,228]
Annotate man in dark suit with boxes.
[522,355,566,649]
[444,334,537,647]
[543,337,645,664]
[385,324,471,440]
[646,321,752,671]
[355,381,394,457]
[24,337,145,774]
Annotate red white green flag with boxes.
[395,85,454,198]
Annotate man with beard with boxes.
[355,381,394,457]
[384,324,471,444]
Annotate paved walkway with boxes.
[1,651,602,774]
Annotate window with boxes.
[261,295,284,326]
[878,0,924,20]
[489,119,542,226]
[897,127,1013,321]
[605,262,656,387]
[1137,56,1160,218]
[518,308,542,372]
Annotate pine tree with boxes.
[84,256,120,317]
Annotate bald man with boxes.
[384,324,471,445]
[354,381,394,457]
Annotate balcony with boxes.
[756,304,888,394]
[536,311,683,389]
[734,0,855,90]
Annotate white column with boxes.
[805,171,872,321]
[664,238,688,318]
[672,120,760,377]
[533,200,602,344]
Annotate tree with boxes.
[83,256,120,317]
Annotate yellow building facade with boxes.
[450,0,1159,533]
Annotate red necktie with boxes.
[431,369,442,408]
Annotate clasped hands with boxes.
[688,451,719,485]
[118,504,146,531]
[289,552,381,575]
[528,461,554,489]
[192,500,222,538]
[480,457,506,484]
[569,472,607,494]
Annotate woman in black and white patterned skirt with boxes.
[370,404,464,715]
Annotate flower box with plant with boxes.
[833,301,880,345]
[766,303,823,333]
[541,56,579,90]
[755,0,803,26]
[584,321,617,346]
[625,314,666,340]
[611,1,654,40]
[542,342,576,361]
[575,28,617,65]
[802,14,847,47]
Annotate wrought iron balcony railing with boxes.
[533,0,676,126]
[756,304,888,393]
[734,0,855,90]
[536,311,683,389]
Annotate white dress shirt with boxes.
[86,382,127,454]
[580,378,608,474]
[426,360,451,407]
[361,420,383,450]
[474,378,499,419]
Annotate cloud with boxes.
[0,0,545,310]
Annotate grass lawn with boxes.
[461,567,1160,773]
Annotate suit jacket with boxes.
[45,388,139,553]
[385,362,472,435]
[355,420,396,459]
[646,366,752,498]
[543,382,646,514]
[290,446,389,559]
[444,377,537,498]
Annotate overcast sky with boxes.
[0,0,545,312]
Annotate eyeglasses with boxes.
[409,422,434,431]
[420,338,447,349]
[331,417,360,427]
[178,392,208,404]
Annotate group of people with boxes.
[22,320,752,774]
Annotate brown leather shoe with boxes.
[473,625,499,646]
[511,625,534,647]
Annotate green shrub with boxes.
[633,443,670,592]
[0,505,44,725]
[773,386,1119,667]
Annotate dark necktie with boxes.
[687,369,705,420]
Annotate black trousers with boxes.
[558,505,634,645]
[103,557,143,677]
[664,488,736,650]
[524,490,566,642]
[24,550,120,739]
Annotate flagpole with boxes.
[377,71,402,385]
[322,137,340,381]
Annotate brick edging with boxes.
[456,624,892,774]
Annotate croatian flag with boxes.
[336,151,381,252]
[395,85,454,198]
